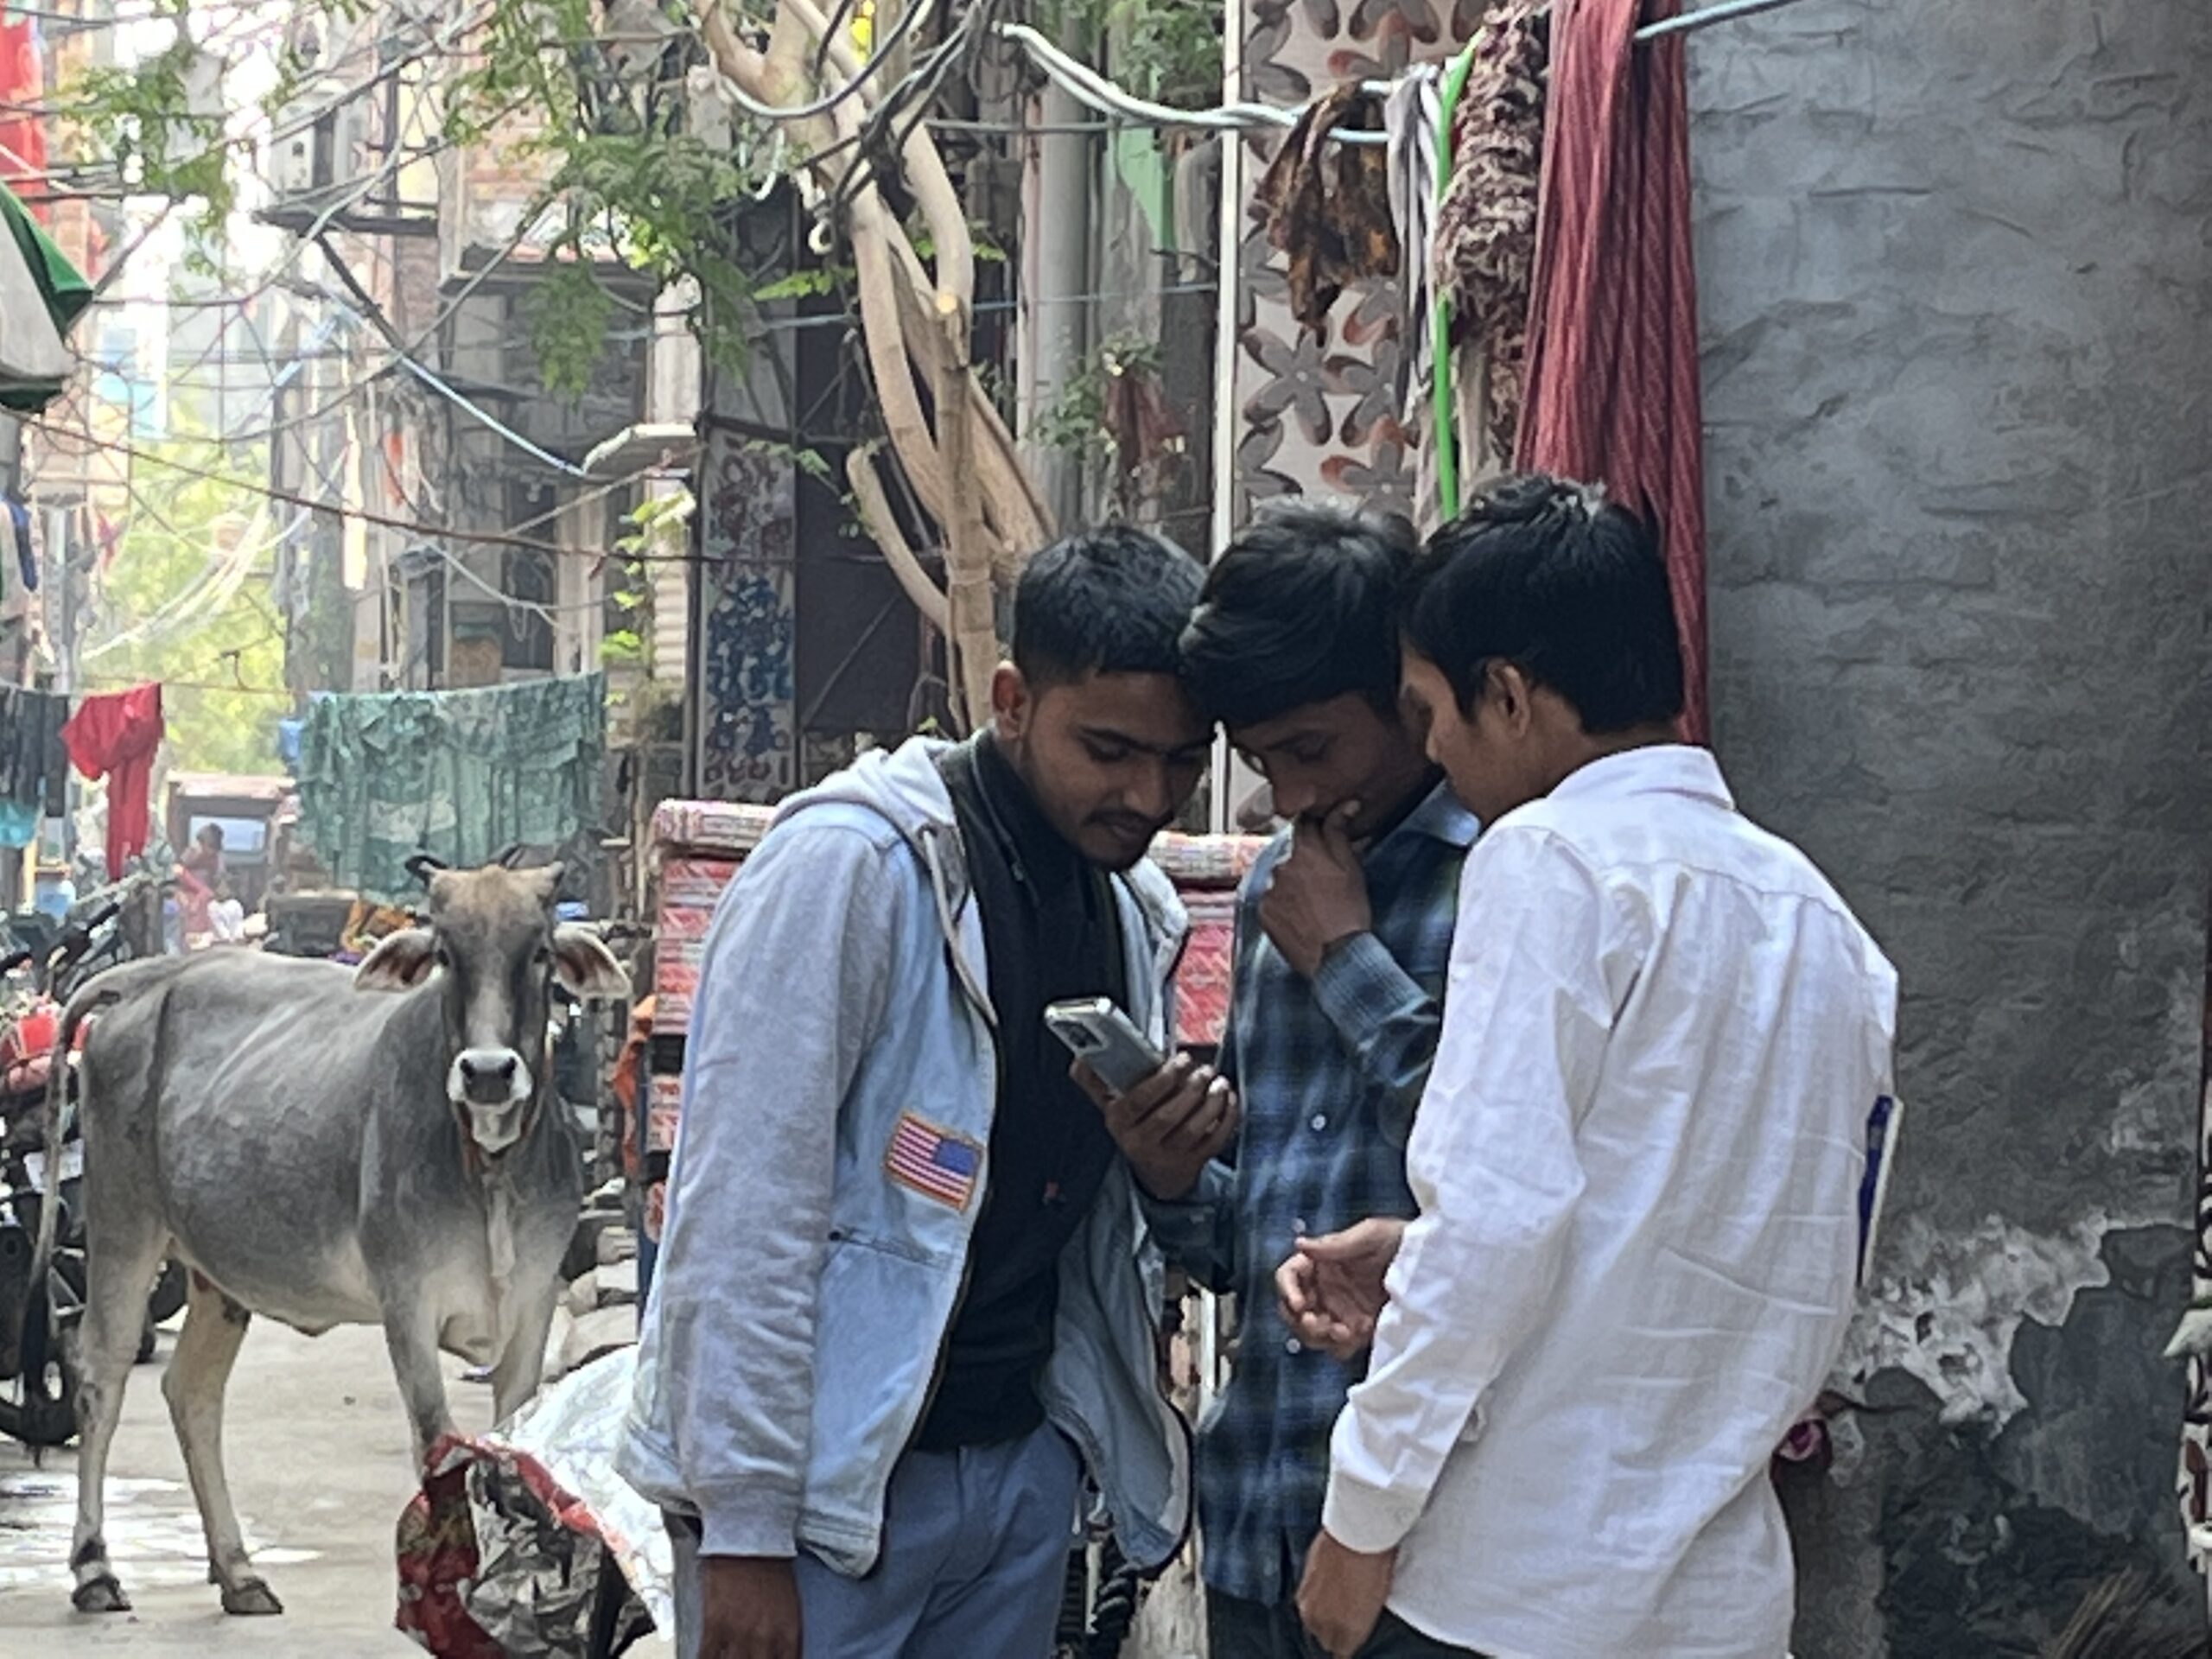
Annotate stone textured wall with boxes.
[1690,0,2212,1648]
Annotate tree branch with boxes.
[846,442,949,632]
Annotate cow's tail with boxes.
[22,967,160,1363]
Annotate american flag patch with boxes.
[885,1113,982,1211]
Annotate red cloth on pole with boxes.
[0,17,48,196]
[1513,0,1709,741]
[63,683,164,878]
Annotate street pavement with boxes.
[0,1319,505,1656]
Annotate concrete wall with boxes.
[1691,0,2212,1649]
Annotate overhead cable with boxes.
[996,0,1833,147]
[696,0,938,124]
[30,423,696,564]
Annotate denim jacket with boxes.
[620,738,1193,1574]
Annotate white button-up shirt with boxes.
[1324,746,1897,1659]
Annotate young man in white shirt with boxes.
[1287,474,1897,1659]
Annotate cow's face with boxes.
[352,866,627,1158]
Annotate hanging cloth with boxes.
[1515,0,1709,741]
[4,493,32,593]
[1386,65,1441,530]
[0,683,68,816]
[7,493,35,592]
[1254,82,1399,334]
[63,682,164,878]
[1386,64,1443,425]
[1433,0,1549,463]
[295,674,606,900]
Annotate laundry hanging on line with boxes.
[63,682,165,878]
[4,493,36,593]
[1515,0,1710,741]
[0,683,70,848]
[1254,81,1399,334]
[1433,0,1549,462]
[1386,66,1443,424]
[294,674,607,901]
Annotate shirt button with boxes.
[1309,1114,1328,1132]
[1285,1338,1303,1356]
[1292,1217,1307,1235]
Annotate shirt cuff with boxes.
[1320,1446,1427,1556]
[1136,1160,1233,1279]
[696,1485,803,1559]
[1311,931,1424,1045]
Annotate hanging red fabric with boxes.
[63,683,165,879]
[1513,0,1709,741]
[0,16,48,198]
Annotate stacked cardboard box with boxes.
[640,804,1268,1238]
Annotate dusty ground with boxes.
[0,1320,485,1656]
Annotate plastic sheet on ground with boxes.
[397,1347,669,1657]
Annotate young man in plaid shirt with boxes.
[1085,503,1476,1658]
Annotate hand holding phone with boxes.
[1051,999,1240,1201]
[1044,998,1165,1094]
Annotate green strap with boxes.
[1430,44,1478,523]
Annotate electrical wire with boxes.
[0,9,461,149]
[806,0,988,226]
[311,259,594,480]
[994,22,1386,144]
[372,435,641,620]
[995,0,1829,147]
[699,0,937,124]
[29,422,701,563]
[84,503,308,659]
[811,0,862,87]
[197,196,548,452]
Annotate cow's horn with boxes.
[404,853,449,889]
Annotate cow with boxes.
[27,863,626,1618]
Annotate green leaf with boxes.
[753,266,846,302]
[524,261,616,401]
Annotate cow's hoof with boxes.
[221,1578,284,1618]
[73,1574,130,1614]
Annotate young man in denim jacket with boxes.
[623,528,1217,1659]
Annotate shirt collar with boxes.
[1378,779,1481,855]
[1549,744,1735,810]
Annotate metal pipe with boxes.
[1020,79,1094,530]
[1636,0,1826,43]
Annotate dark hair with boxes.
[1402,474,1685,734]
[1012,524,1205,684]
[1179,501,1416,728]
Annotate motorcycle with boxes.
[0,881,181,1448]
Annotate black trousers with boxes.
[1206,1587,1486,1659]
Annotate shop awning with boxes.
[0,180,91,414]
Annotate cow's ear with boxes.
[355,927,439,992]
[550,924,628,1001]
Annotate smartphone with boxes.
[1044,997,1166,1094]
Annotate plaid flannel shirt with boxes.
[1144,782,1478,1606]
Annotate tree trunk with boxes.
[699,0,1051,732]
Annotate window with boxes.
[502,548,556,672]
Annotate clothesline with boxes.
[997,0,1828,148]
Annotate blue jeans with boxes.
[668,1421,1080,1659]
